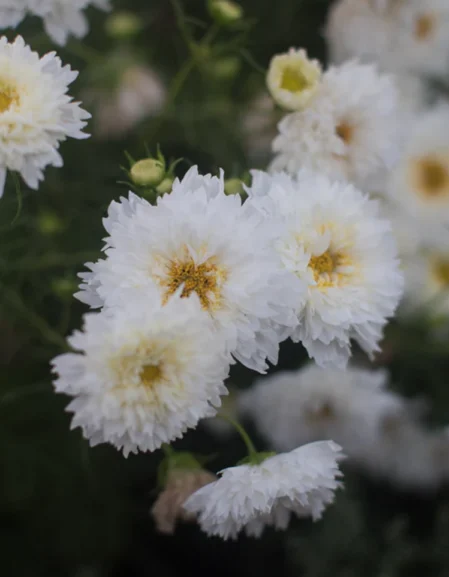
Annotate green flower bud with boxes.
[37,211,64,235]
[208,0,243,26]
[51,277,77,300]
[209,56,241,80]
[105,11,143,40]
[224,178,244,196]
[156,177,175,195]
[130,158,165,187]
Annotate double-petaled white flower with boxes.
[183,441,344,540]
[76,166,302,373]
[0,36,90,197]
[52,293,230,456]
[246,170,403,367]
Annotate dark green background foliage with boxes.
[2,1,449,576]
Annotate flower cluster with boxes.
[0,0,110,45]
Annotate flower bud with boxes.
[208,1,243,26]
[105,11,143,40]
[130,158,165,187]
[37,211,64,235]
[224,178,244,196]
[156,176,175,195]
[152,467,217,534]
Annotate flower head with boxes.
[51,293,230,456]
[0,1,28,28]
[183,441,344,540]
[76,167,302,373]
[246,170,403,367]
[267,48,322,111]
[0,36,90,197]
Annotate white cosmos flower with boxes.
[76,166,302,373]
[51,293,230,456]
[325,0,393,66]
[270,61,400,189]
[239,364,406,459]
[246,170,403,368]
[183,441,344,540]
[28,0,111,45]
[387,105,449,226]
[0,35,90,197]
[0,1,28,28]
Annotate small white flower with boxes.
[51,293,230,456]
[246,170,403,367]
[76,167,302,373]
[270,61,400,189]
[239,364,406,459]
[266,48,322,111]
[28,0,111,45]
[0,0,28,28]
[183,441,344,540]
[325,0,393,67]
[0,35,90,197]
[387,104,449,226]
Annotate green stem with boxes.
[219,415,258,458]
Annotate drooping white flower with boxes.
[270,61,400,189]
[76,167,302,373]
[0,0,28,28]
[266,48,322,111]
[183,441,344,540]
[246,170,403,367]
[51,293,230,456]
[28,0,111,45]
[387,104,449,226]
[325,0,393,66]
[0,35,90,197]
[239,364,406,458]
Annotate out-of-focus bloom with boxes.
[76,167,302,373]
[238,363,405,457]
[183,441,344,540]
[241,92,281,165]
[387,105,449,226]
[0,36,90,198]
[87,64,166,140]
[246,170,403,368]
[152,467,217,534]
[0,0,28,28]
[266,48,322,111]
[28,0,111,45]
[51,294,230,456]
[202,388,238,439]
[270,61,400,189]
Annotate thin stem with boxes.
[219,415,258,457]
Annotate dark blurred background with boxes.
[2,1,449,576]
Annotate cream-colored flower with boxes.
[266,48,322,111]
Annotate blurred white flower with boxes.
[387,104,449,226]
[246,170,403,367]
[76,167,302,373]
[270,61,400,189]
[183,441,344,540]
[239,363,405,458]
[0,0,28,28]
[0,36,90,198]
[266,48,322,111]
[88,65,166,140]
[241,91,280,165]
[28,0,111,45]
[51,293,230,456]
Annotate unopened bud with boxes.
[156,177,175,195]
[130,158,165,187]
[37,211,64,235]
[210,56,241,80]
[105,11,143,40]
[208,0,243,26]
[51,277,77,299]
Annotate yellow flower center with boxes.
[336,120,354,145]
[309,249,352,288]
[139,363,163,387]
[280,67,309,93]
[412,156,449,198]
[414,13,435,41]
[162,255,226,311]
[433,259,449,287]
[0,84,18,113]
